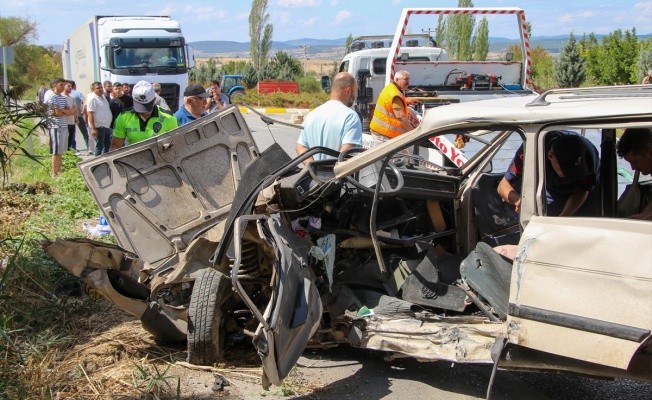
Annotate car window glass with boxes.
[459,130,523,175]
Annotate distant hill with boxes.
[190,33,652,59]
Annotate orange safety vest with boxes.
[369,81,409,139]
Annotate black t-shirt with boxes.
[110,95,134,127]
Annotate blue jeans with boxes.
[94,127,112,156]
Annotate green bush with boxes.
[297,76,322,93]
[238,88,328,108]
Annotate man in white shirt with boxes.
[86,81,113,156]
[295,72,362,164]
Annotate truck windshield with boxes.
[111,47,186,69]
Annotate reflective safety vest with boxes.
[369,81,408,139]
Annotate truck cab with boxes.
[339,34,448,125]
[63,15,195,112]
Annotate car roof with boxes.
[333,85,652,179]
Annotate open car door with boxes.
[506,216,652,370]
[231,213,322,389]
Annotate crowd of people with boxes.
[38,72,652,222]
[38,77,232,177]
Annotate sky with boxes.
[1,0,651,46]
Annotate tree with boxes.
[249,0,273,78]
[554,32,586,88]
[525,21,533,38]
[20,45,61,86]
[531,46,554,90]
[435,14,446,49]
[0,17,60,90]
[579,33,602,85]
[471,17,489,61]
[582,29,639,85]
[344,34,353,56]
[270,50,302,80]
[602,28,639,85]
[635,37,652,83]
[445,0,475,61]
[222,60,247,75]
[242,63,258,89]
[0,16,37,46]
[505,43,554,91]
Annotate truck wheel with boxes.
[230,89,245,103]
[187,268,230,365]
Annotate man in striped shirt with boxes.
[46,78,76,177]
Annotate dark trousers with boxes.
[94,127,112,156]
[67,125,77,150]
[77,116,90,149]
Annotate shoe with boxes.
[87,150,94,155]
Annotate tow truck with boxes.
[333,7,536,167]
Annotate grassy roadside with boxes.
[0,143,108,398]
[0,143,209,399]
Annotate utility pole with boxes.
[300,45,311,76]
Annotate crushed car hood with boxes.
[77,106,260,265]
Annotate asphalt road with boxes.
[71,110,652,400]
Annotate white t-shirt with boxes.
[86,92,113,128]
[64,94,76,124]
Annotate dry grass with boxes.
[0,293,284,399]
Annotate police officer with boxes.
[110,80,178,151]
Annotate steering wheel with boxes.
[338,147,405,195]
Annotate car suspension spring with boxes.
[231,239,260,278]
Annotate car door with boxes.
[506,216,652,369]
[231,213,322,389]
[506,128,652,369]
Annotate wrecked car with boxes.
[47,85,652,392]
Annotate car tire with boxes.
[230,89,245,103]
[187,268,230,365]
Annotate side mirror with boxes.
[321,75,331,93]
[186,45,195,69]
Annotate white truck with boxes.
[62,15,195,112]
[336,7,535,167]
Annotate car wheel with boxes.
[230,89,245,103]
[187,268,230,365]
